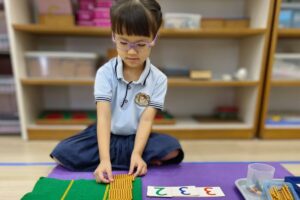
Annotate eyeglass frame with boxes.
[112,33,158,52]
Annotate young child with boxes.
[50,0,184,183]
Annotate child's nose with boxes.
[127,47,138,54]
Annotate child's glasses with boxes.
[112,34,157,52]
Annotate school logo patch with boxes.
[135,93,150,107]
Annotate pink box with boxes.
[94,8,110,19]
[77,20,94,26]
[95,0,113,8]
[94,18,111,27]
[35,0,73,15]
[78,1,95,10]
[77,10,94,21]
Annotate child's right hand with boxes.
[93,160,114,183]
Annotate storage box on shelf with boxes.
[279,2,300,28]
[201,18,250,29]
[0,76,20,134]
[0,76,17,115]
[4,0,274,140]
[25,52,99,79]
[273,53,300,80]
[76,0,113,27]
[0,8,9,52]
[34,0,75,27]
[163,13,201,29]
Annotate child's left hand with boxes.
[129,152,147,177]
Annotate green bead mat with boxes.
[21,177,142,200]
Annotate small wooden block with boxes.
[224,19,249,28]
[201,18,224,29]
[189,70,212,80]
[39,15,75,27]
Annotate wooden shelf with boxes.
[160,28,266,38]
[13,24,266,38]
[27,118,253,140]
[271,80,300,87]
[154,118,251,130]
[278,28,300,38]
[21,78,259,87]
[27,124,87,140]
[262,126,300,139]
[168,78,259,87]
[21,78,94,86]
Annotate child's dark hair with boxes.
[110,0,162,38]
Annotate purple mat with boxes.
[48,162,292,200]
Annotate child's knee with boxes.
[52,156,64,166]
[161,150,180,161]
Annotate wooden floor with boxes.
[0,135,300,199]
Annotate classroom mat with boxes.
[48,162,293,200]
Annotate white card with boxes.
[297,184,300,188]
[196,187,225,197]
[171,186,198,197]
[147,186,173,197]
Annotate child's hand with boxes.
[129,153,147,177]
[93,160,114,183]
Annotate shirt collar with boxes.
[115,56,151,85]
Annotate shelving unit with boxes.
[5,0,275,140]
[260,0,300,139]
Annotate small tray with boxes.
[235,178,263,200]
[263,180,299,200]
[235,178,284,200]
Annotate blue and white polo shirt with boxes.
[94,56,167,135]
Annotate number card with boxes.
[196,187,225,197]
[147,186,225,198]
[171,186,198,197]
[147,186,173,197]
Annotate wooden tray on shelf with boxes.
[36,110,96,125]
[36,110,176,125]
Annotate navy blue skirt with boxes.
[50,124,184,171]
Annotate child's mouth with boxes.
[126,57,139,61]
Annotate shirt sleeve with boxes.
[94,65,113,103]
[149,76,167,110]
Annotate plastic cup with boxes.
[246,163,275,193]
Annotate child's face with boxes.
[114,33,155,69]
